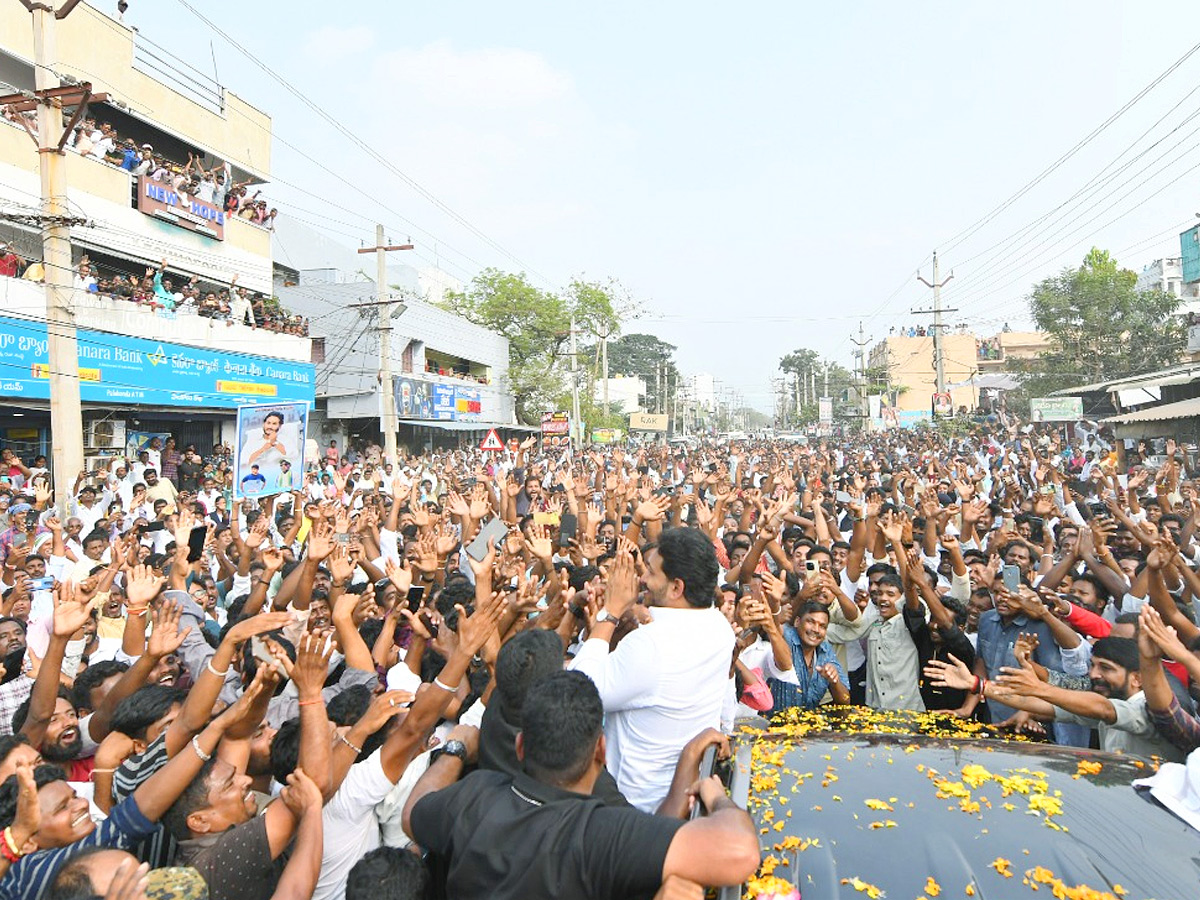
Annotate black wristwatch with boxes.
[433,739,469,765]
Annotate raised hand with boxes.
[459,528,494,585]
[223,610,295,648]
[468,488,490,520]
[602,544,639,618]
[1013,631,1040,668]
[292,632,332,698]
[923,653,974,691]
[409,531,439,574]
[634,495,671,524]
[146,600,191,659]
[327,543,355,584]
[52,581,100,638]
[260,545,284,574]
[306,520,336,562]
[523,523,553,561]
[760,569,787,606]
[355,690,413,736]
[877,511,904,546]
[994,663,1043,695]
[446,491,470,519]
[384,557,413,594]
[280,765,324,819]
[9,759,40,852]
[1139,603,1190,661]
[125,563,164,607]
[244,516,271,551]
[453,587,506,657]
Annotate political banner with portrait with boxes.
[234,402,308,500]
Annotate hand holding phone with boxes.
[1001,564,1021,592]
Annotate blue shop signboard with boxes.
[432,384,456,420]
[0,316,314,409]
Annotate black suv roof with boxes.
[725,711,1198,900]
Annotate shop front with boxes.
[0,314,314,464]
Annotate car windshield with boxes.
[730,709,1198,900]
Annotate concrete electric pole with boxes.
[915,251,956,397]
[569,316,581,446]
[6,0,103,510]
[356,226,413,465]
[850,320,872,424]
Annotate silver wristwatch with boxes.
[595,609,619,625]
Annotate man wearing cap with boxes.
[133,144,153,177]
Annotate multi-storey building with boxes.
[273,217,519,453]
[0,4,312,462]
[868,328,1048,426]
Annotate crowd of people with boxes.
[0,107,280,229]
[0,414,1198,899]
[0,245,308,337]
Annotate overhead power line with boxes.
[172,0,557,289]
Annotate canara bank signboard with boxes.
[137,176,225,240]
[0,316,313,409]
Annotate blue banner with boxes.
[432,384,456,420]
[0,315,314,409]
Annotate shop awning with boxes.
[1102,397,1200,425]
[1050,365,1200,396]
[396,419,538,433]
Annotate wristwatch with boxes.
[435,739,469,765]
[595,609,619,625]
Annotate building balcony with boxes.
[0,122,272,291]
[2,277,309,363]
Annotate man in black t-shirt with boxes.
[403,671,760,900]
[177,450,203,494]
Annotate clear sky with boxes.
[115,1,1200,411]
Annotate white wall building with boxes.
[273,220,516,449]
[1136,258,1185,298]
[594,376,646,414]
[692,373,717,411]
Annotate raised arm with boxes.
[22,583,96,747]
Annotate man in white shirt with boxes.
[569,528,733,812]
[88,124,116,161]
[107,462,136,509]
[144,439,163,475]
[69,485,108,536]
[197,477,222,515]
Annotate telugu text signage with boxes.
[1030,397,1083,422]
[0,315,313,409]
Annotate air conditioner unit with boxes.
[86,420,125,450]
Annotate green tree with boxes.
[443,271,631,426]
[442,269,570,424]
[1024,247,1185,396]
[594,332,679,414]
[778,348,853,425]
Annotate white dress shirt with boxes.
[568,604,734,812]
